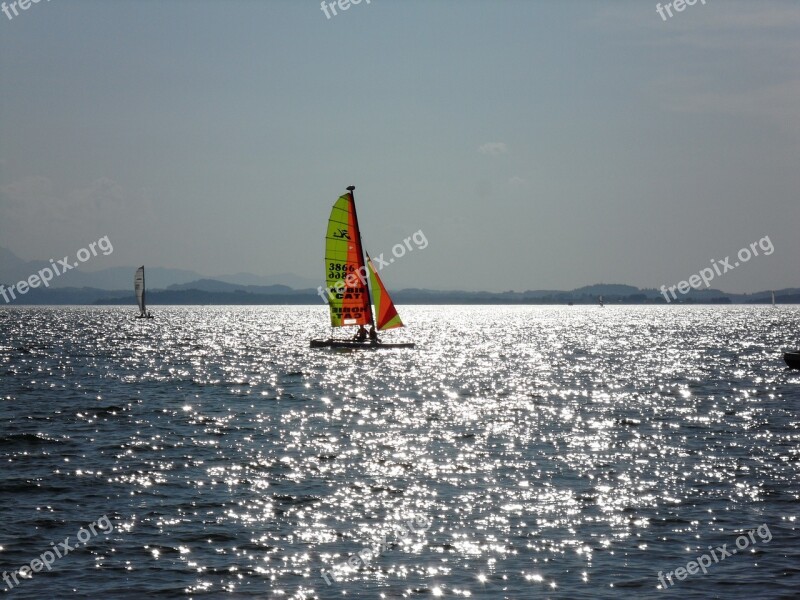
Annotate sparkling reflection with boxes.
[0,305,797,598]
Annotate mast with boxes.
[346,185,375,328]
[142,266,146,315]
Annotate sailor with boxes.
[354,325,367,342]
[369,325,379,343]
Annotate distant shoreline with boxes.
[0,286,797,307]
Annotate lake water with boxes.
[1,305,798,599]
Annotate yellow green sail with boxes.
[324,192,372,327]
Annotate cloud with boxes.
[592,2,800,56]
[0,175,61,223]
[596,2,800,32]
[651,78,800,131]
[590,1,800,132]
[478,142,508,156]
[0,176,156,260]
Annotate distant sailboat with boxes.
[310,186,413,349]
[134,266,154,319]
[598,295,604,308]
[771,291,776,306]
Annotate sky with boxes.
[1,0,798,293]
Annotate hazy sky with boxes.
[1,0,798,292]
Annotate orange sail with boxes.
[324,190,372,327]
[367,254,404,330]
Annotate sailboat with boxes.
[771,291,776,306]
[310,186,414,349]
[134,266,154,319]
[598,295,604,308]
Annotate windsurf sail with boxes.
[134,266,145,316]
[367,254,404,330]
[772,291,776,306]
[324,189,373,327]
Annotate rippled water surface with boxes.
[1,305,798,599]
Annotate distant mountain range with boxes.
[0,246,318,291]
[1,278,798,306]
[1,246,798,306]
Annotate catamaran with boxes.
[134,266,154,319]
[310,186,414,349]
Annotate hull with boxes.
[310,339,414,349]
[784,352,800,369]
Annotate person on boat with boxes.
[369,325,379,344]
[354,325,367,342]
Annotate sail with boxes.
[134,266,145,315]
[324,192,372,327]
[367,255,404,330]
